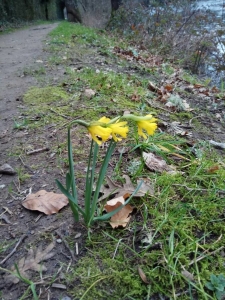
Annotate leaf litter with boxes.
[5,242,55,284]
[97,175,154,202]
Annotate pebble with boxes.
[56,238,62,244]
[75,233,81,239]
[0,164,16,175]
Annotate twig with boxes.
[26,147,49,155]
[112,239,122,259]
[34,214,43,223]
[19,156,34,173]
[13,180,20,193]
[146,99,171,112]
[75,242,79,255]
[188,246,224,266]
[172,184,225,195]
[208,140,225,150]
[56,230,75,261]
[49,108,69,119]
[0,214,12,224]
[189,116,201,126]
[0,234,27,265]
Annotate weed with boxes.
[15,167,30,184]
[205,274,225,300]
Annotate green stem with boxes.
[67,126,79,221]
[89,139,116,226]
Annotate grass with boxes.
[7,21,225,299]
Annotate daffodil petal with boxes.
[98,116,111,123]
[88,125,112,145]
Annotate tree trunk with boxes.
[65,0,112,29]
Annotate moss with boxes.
[23,86,69,105]
[67,254,147,300]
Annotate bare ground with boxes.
[0,23,85,300]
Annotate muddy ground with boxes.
[0,23,86,300]
[0,22,225,300]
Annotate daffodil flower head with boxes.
[88,119,112,145]
[123,114,157,139]
[98,116,129,142]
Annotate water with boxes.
[196,0,224,16]
[195,0,225,84]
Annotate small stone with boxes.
[84,88,96,99]
[0,164,16,175]
[75,233,81,239]
[56,238,62,244]
[51,283,67,290]
[30,230,34,235]
[0,184,6,189]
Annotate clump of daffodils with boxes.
[56,113,157,227]
[76,114,157,145]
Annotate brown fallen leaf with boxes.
[104,196,133,228]
[206,165,219,173]
[6,242,55,284]
[148,81,158,92]
[164,84,173,92]
[22,190,68,215]
[143,152,175,173]
[84,88,96,99]
[97,175,154,202]
[138,266,149,284]
[181,269,194,281]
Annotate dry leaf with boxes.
[104,196,133,228]
[164,84,173,92]
[148,81,158,92]
[167,121,192,136]
[143,152,175,173]
[22,190,68,215]
[97,175,154,202]
[6,243,55,284]
[84,88,96,99]
[206,165,219,173]
[138,266,149,284]
[181,269,194,281]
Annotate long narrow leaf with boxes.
[55,179,85,218]
[66,173,72,191]
[88,142,99,214]
[84,140,94,218]
[90,140,116,220]
[14,264,39,300]
[67,127,79,220]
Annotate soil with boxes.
[0,22,225,300]
[0,23,87,300]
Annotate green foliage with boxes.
[67,256,147,300]
[0,0,58,22]
[205,274,225,300]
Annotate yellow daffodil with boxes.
[123,114,157,139]
[98,116,129,142]
[88,121,112,145]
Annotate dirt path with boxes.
[0,23,58,186]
